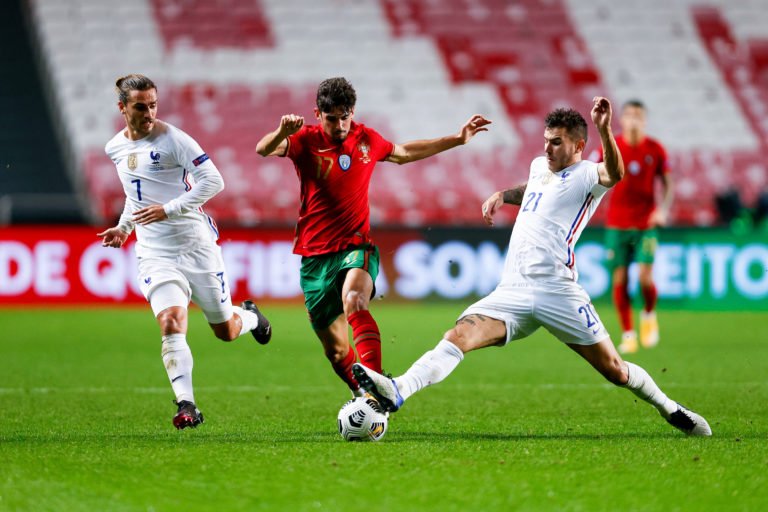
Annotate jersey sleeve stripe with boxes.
[182,168,192,191]
[564,194,594,268]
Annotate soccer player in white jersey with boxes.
[353,97,711,437]
[97,74,272,430]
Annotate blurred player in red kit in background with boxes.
[596,100,673,354]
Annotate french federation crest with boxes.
[127,153,138,171]
[339,154,351,171]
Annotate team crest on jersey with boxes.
[339,154,351,171]
[149,150,162,170]
[127,153,138,171]
[357,142,371,164]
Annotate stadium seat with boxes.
[27,0,768,227]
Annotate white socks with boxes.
[161,333,195,403]
[394,339,464,400]
[624,361,677,417]
[233,306,259,336]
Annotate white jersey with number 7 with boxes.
[105,120,224,258]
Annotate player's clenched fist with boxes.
[590,96,613,131]
[279,114,304,136]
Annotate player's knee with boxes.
[157,311,184,334]
[444,327,473,353]
[343,290,368,315]
[612,268,628,287]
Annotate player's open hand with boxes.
[133,204,168,225]
[481,191,504,226]
[459,115,492,144]
[279,114,304,136]
[591,97,613,132]
[97,227,129,248]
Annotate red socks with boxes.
[331,347,358,391]
[641,284,658,313]
[348,310,382,374]
[613,282,633,332]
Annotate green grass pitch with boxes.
[1,303,766,511]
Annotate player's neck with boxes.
[625,132,645,146]
[124,122,157,141]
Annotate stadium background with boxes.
[1,2,767,511]
[2,0,767,309]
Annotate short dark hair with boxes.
[544,108,588,142]
[622,99,646,110]
[316,77,356,114]
[115,74,156,104]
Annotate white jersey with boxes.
[105,121,224,258]
[500,156,608,284]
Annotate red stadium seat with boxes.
[64,0,767,228]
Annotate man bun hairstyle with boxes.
[115,74,157,104]
[545,108,588,143]
[316,77,356,114]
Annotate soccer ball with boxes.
[337,396,388,442]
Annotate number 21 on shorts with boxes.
[578,302,602,334]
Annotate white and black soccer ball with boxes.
[337,396,388,442]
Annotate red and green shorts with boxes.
[604,228,658,270]
[299,244,380,330]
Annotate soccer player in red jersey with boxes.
[255,77,491,395]
[597,100,673,353]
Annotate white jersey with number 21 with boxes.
[501,156,609,284]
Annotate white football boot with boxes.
[664,403,712,436]
[352,363,404,413]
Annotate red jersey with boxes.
[598,134,669,229]
[285,122,394,256]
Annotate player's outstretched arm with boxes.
[385,114,491,165]
[591,97,624,188]
[255,114,304,157]
[481,182,527,226]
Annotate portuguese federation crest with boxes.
[339,154,351,171]
[358,142,371,164]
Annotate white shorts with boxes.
[459,278,609,346]
[137,244,234,324]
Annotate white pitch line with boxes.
[0,381,757,395]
